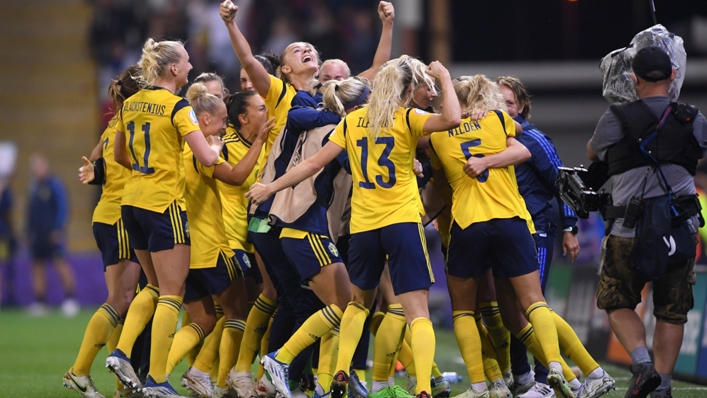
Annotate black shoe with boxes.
[650,388,672,398]
[330,370,349,398]
[624,363,661,398]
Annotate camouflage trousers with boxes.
[596,234,697,324]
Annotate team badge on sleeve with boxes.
[414,108,428,115]
[328,242,339,257]
[242,253,252,271]
[189,109,199,125]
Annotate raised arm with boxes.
[358,1,395,81]
[246,141,344,205]
[463,137,530,178]
[220,0,272,97]
[213,117,275,186]
[422,62,461,132]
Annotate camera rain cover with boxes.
[600,24,686,104]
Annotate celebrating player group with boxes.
[63,2,616,398]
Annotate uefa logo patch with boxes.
[189,109,199,125]
[328,242,339,257]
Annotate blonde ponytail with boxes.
[320,78,370,118]
[367,55,432,139]
[137,38,185,87]
[186,83,223,116]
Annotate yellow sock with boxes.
[452,311,485,384]
[107,319,124,353]
[372,305,406,382]
[370,311,385,335]
[335,302,369,375]
[218,319,246,388]
[149,295,184,383]
[276,304,343,364]
[551,311,600,376]
[475,314,502,382]
[410,318,435,394]
[257,317,274,380]
[108,320,125,391]
[212,355,220,383]
[480,302,511,374]
[516,324,576,382]
[166,322,205,376]
[235,294,277,372]
[194,317,226,374]
[318,328,340,390]
[398,326,416,377]
[117,284,159,356]
[431,363,442,379]
[72,304,121,376]
[525,302,561,365]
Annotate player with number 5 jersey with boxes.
[106,38,223,398]
[246,55,461,398]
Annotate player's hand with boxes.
[463,156,487,178]
[245,182,274,206]
[78,156,95,184]
[207,135,224,151]
[220,0,238,23]
[378,1,395,24]
[432,218,439,232]
[257,117,276,143]
[426,61,450,80]
[562,231,580,263]
[413,158,424,178]
[470,108,488,122]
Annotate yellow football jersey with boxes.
[117,87,200,213]
[264,74,297,155]
[183,144,234,269]
[328,106,431,233]
[429,112,534,232]
[217,126,265,252]
[93,115,132,225]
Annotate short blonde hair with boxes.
[454,75,506,117]
[137,38,185,87]
[320,59,351,79]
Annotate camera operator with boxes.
[587,46,707,398]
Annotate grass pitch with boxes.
[0,309,705,397]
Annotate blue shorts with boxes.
[93,220,139,269]
[447,217,537,279]
[234,250,263,284]
[184,252,243,302]
[348,223,434,295]
[121,202,190,252]
[282,233,343,281]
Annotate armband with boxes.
[89,157,106,186]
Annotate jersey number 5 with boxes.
[356,137,395,189]
[460,139,488,182]
[127,121,155,174]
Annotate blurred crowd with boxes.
[90,0,384,121]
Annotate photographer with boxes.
[587,46,707,398]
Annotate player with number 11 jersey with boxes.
[118,87,199,213]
